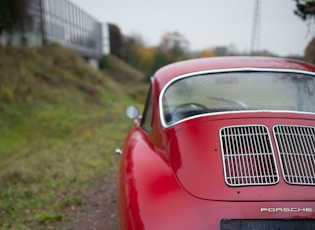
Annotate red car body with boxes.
[117,57,315,229]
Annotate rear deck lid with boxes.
[167,114,315,201]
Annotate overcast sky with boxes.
[73,0,314,56]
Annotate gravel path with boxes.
[61,169,119,230]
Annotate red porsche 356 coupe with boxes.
[117,57,315,229]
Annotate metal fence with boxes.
[40,0,103,58]
[1,0,103,59]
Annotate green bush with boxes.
[0,87,14,102]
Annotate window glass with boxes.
[141,87,153,132]
[162,71,315,126]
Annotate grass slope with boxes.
[0,44,147,229]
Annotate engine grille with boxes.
[274,125,315,185]
[220,126,279,186]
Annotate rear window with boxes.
[161,71,315,127]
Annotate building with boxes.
[1,0,105,68]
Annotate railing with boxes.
[1,0,103,60]
[40,0,102,58]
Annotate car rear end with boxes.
[166,112,315,229]
[160,65,315,229]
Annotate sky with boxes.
[73,0,314,56]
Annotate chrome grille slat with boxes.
[274,125,315,185]
[220,125,279,186]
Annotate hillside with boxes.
[0,44,147,229]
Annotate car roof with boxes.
[152,56,315,91]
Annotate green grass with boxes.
[0,44,147,229]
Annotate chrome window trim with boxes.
[159,68,315,128]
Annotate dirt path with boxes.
[60,169,119,230]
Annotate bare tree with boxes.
[294,0,315,20]
[0,0,32,45]
[108,23,123,58]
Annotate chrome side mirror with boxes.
[115,148,123,155]
[126,105,139,119]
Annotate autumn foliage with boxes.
[108,25,192,79]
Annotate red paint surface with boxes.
[118,57,315,229]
